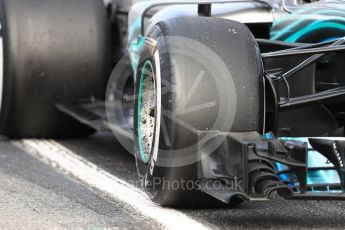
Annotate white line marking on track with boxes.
[13,139,210,230]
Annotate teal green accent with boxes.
[272,7,312,27]
[128,37,146,80]
[285,21,345,42]
[278,137,340,189]
[137,60,154,164]
[271,9,345,41]
[307,170,340,185]
[128,19,141,43]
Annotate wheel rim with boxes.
[137,60,156,164]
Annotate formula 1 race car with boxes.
[1,0,345,207]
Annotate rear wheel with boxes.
[0,0,111,138]
[134,17,264,207]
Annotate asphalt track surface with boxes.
[1,132,345,229]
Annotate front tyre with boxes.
[134,17,264,207]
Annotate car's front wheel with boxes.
[134,17,264,207]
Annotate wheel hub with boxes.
[138,60,156,163]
